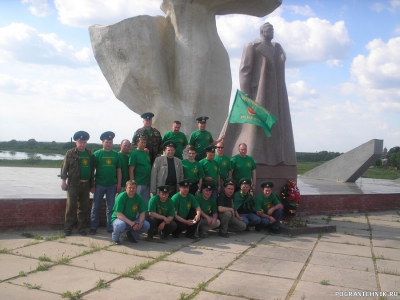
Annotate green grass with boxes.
[38,255,51,262]
[361,166,400,180]
[23,282,42,290]
[297,162,324,174]
[94,279,109,290]
[61,290,81,300]
[320,280,330,286]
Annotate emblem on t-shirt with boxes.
[82,158,88,166]
[106,158,112,165]
[132,204,138,212]
[246,162,251,168]
[186,202,191,209]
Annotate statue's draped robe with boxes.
[223,39,296,166]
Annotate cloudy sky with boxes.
[0,0,399,153]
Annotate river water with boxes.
[0,150,64,160]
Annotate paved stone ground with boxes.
[1,211,399,300]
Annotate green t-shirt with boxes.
[255,193,281,213]
[214,154,231,180]
[230,154,257,183]
[129,149,151,185]
[162,131,188,160]
[118,152,129,187]
[111,192,146,224]
[78,150,91,181]
[199,158,219,186]
[148,195,175,217]
[195,193,217,216]
[188,130,213,160]
[182,159,205,184]
[233,191,255,214]
[171,192,199,218]
[93,149,121,187]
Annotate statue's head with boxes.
[260,22,274,41]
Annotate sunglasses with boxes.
[216,147,224,149]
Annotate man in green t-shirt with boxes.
[195,183,220,238]
[182,146,204,195]
[214,142,232,182]
[147,185,177,240]
[231,143,257,192]
[61,131,94,236]
[233,178,261,230]
[199,146,220,199]
[118,139,131,192]
[129,135,152,206]
[90,131,122,235]
[171,179,201,239]
[162,121,188,160]
[111,180,150,244]
[255,181,283,234]
[188,116,224,161]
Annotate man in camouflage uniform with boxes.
[61,131,94,236]
[132,112,163,165]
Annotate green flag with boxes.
[228,90,278,137]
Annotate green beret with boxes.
[196,116,209,123]
[261,181,274,188]
[73,131,89,141]
[223,178,236,187]
[239,178,252,185]
[100,131,115,141]
[204,145,216,153]
[157,185,170,193]
[141,112,154,119]
[202,182,215,191]
[178,179,190,187]
[163,140,177,149]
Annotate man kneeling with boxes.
[255,182,283,234]
[217,179,246,238]
[147,185,177,240]
[171,179,201,239]
[195,183,220,238]
[111,180,150,244]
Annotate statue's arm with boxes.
[239,43,255,97]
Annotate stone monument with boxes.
[222,22,297,195]
[89,0,282,138]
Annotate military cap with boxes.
[178,179,190,187]
[261,181,274,188]
[204,145,216,153]
[196,116,209,123]
[100,131,115,141]
[157,185,170,194]
[223,178,236,187]
[73,131,89,141]
[239,178,252,185]
[141,112,154,119]
[137,134,147,141]
[202,182,215,191]
[163,140,177,149]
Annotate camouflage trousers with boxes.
[64,181,90,233]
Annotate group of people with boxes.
[60,112,283,243]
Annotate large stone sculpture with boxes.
[89,0,282,137]
[222,22,297,194]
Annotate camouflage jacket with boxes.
[60,148,95,188]
[132,126,163,164]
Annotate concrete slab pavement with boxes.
[0,211,399,299]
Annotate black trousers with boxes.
[147,216,177,238]
[173,208,197,237]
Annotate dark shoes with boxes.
[64,231,71,236]
[89,229,96,235]
[185,234,196,239]
[126,231,138,243]
[172,234,179,238]
[114,240,121,245]
[255,225,262,232]
[79,231,87,236]
[219,232,229,238]
[269,228,280,234]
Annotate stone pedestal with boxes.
[254,164,297,196]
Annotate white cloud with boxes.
[0,23,94,67]
[350,37,400,90]
[22,0,53,17]
[284,5,315,16]
[371,0,400,12]
[266,15,353,67]
[217,13,352,68]
[54,0,163,28]
[288,80,318,103]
